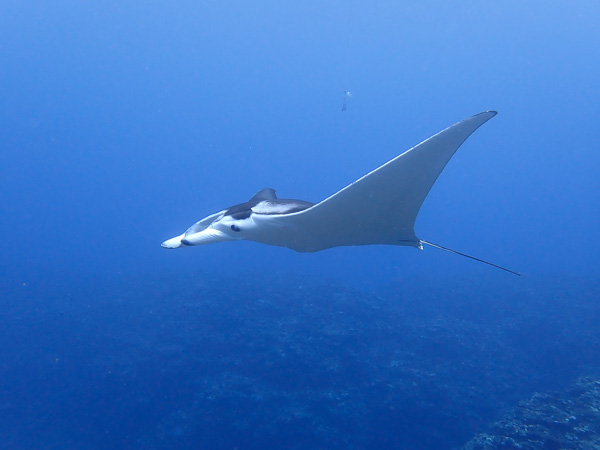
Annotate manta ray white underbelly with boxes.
[161,112,518,275]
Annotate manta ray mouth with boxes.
[161,228,236,249]
[161,233,185,249]
[180,228,236,246]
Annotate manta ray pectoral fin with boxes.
[260,111,498,253]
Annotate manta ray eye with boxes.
[231,224,241,232]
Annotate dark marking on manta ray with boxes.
[230,210,252,220]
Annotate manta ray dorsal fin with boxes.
[249,188,277,202]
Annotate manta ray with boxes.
[162,111,519,275]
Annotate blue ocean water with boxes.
[1,1,599,448]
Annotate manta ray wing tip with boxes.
[480,110,498,117]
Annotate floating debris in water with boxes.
[341,90,352,112]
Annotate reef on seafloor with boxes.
[2,271,599,449]
[463,377,600,449]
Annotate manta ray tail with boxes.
[420,240,521,276]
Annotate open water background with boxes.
[1,2,599,448]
